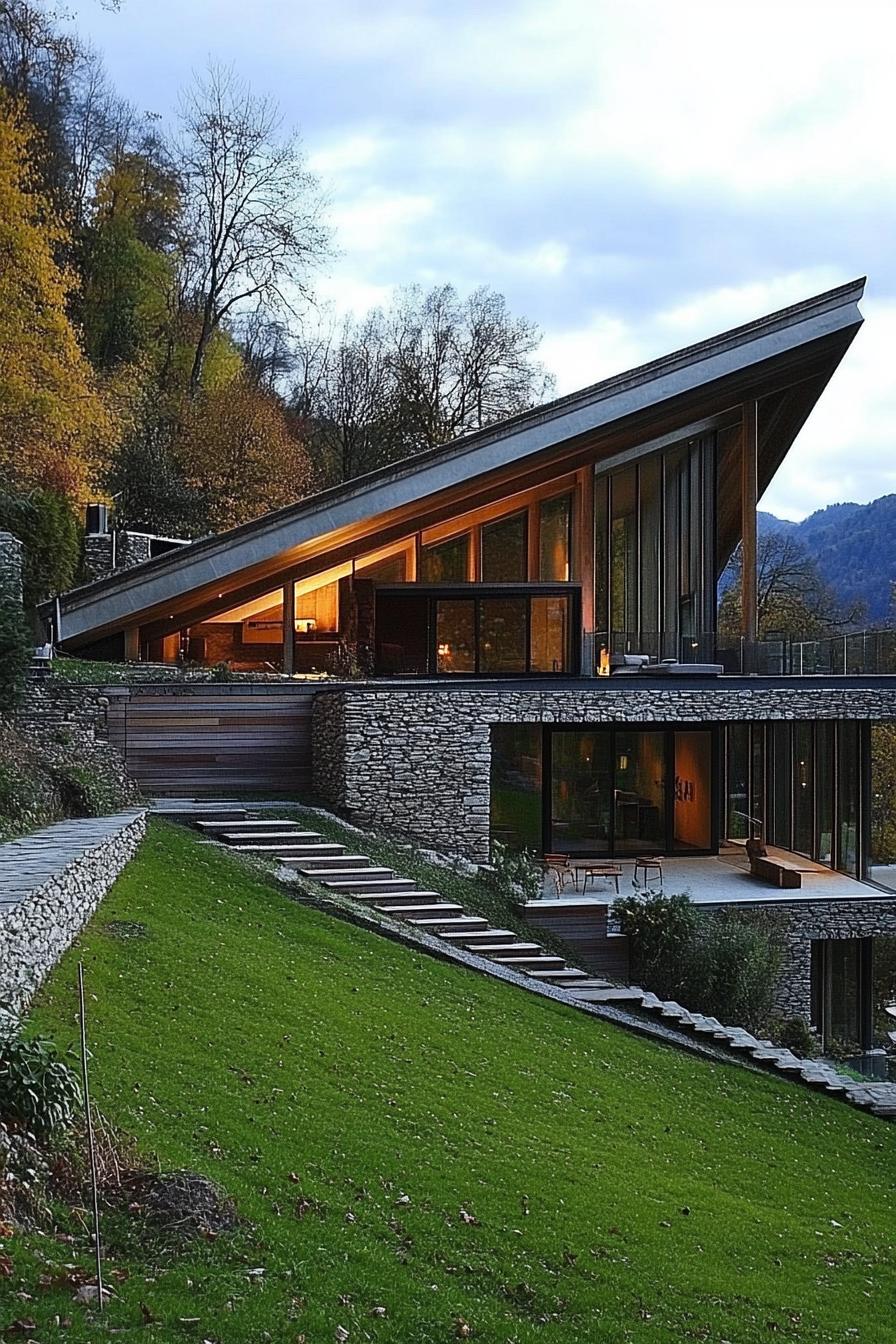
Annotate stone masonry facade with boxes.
[0,811,146,1012]
[767,898,896,1022]
[312,683,896,864]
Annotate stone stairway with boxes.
[183,806,896,1121]
[191,809,616,997]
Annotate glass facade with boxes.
[722,721,866,879]
[538,494,571,581]
[494,725,715,857]
[481,512,527,581]
[377,586,577,676]
[595,433,716,659]
[490,724,542,853]
[420,534,469,582]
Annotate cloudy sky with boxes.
[71,0,896,518]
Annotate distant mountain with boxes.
[758,495,896,623]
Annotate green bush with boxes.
[613,892,699,1000]
[0,488,82,609]
[0,1006,82,1139]
[0,595,32,713]
[614,893,782,1031]
[771,1016,819,1058]
[487,839,542,904]
[686,909,782,1031]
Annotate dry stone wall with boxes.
[0,810,145,1011]
[767,897,896,1021]
[312,682,896,862]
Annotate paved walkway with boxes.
[0,811,145,906]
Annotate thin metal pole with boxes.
[78,962,104,1312]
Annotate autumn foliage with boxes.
[0,95,113,498]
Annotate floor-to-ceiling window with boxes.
[595,432,716,660]
[490,724,542,853]
[723,721,867,879]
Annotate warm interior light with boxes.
[294,617,316,634]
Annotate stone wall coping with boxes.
[0,810,146,905]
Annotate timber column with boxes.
[741,399,759,671]
[282,578,296,675]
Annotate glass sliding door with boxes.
[490,725,542,853]
[613,730,666,855]
[550,731,612,856]
[610,468,638,639]
[546,725,716,858]
[837,721,860,876]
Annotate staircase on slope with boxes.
[179,807,896,1121]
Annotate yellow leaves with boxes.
[0,94,118,499]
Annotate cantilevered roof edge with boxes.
[53,277,865,639]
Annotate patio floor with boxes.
[541,848,882,907]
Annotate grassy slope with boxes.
[12,820,896,1343]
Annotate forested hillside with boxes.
[760,496,896,623]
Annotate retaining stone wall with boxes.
[768,898,896,1021]
[0,531,23,603]
[0,811,145,1011]
[312,683,896,863]
[14,677,111,741]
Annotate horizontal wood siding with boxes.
[525,902,631,979]
[105,685,319,796]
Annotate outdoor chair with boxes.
[543,853,575,895]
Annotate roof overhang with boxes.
[51,278,865,647]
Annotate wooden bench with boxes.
[750,853,811,889]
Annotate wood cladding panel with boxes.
[108,686,318,796]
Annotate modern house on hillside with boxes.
[44,277,896,1056]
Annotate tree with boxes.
[174,375,311,531]
[176,63,328,393]
[719,532,864,639]
[293,285,555,487]
[0,93,114,498]
[79,149,180,369]
[0,488,81,608]
[104,394,207,538]
[0,595,31,712]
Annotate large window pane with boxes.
[479,597,527,673]
[420,534,469,582]
[594,473,609,638]
[490,725,542,853]
[838,721,860,876]
[614,730,666,854]
[725,724,750,841]
[816,722,834,865]
[870,724,896,890]
[436,600,475,673]
[610,467,638,637]
[639,455,662,658]
[793,722,814,857]
[530,595,568,672]
[550,731,612,856]
[770,722,791,849]
[674,730,712,850]
[539,494,571,581]
[481,512,527,581]
[357,550,408,582]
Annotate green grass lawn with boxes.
[11,820,896,1343]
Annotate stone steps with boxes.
[184,806,896,1123]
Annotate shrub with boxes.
[771,1016,819,1058]
[487,839,542,904]
[0,595,32,713]
[613,892,699,999]
[0,488,81,609]
[614,893,782,1031]
[0,1005,82,1139]
[686,909,782,1031]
